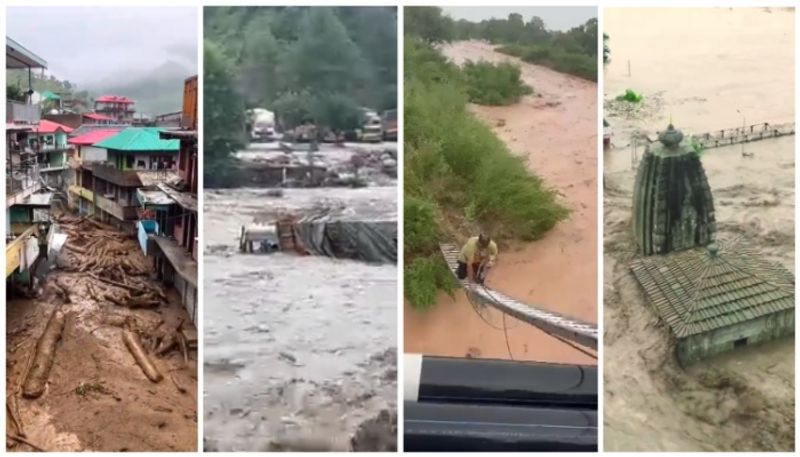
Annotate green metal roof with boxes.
[95,127,179,152]
[41,90,61,100]
[630,237,794,338]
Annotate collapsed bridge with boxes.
[439,243,598,351]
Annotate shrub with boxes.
[616,88,643,103]
[497,44,597,81]
[405,256,456,310]
[462,60,532,106]
[403,38,568,308]
[404,195,440,257]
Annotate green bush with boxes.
[616,88,643,103]
[462,60,532,106]
[405,256,456,310]
[403,38,568,308]
[497,44,597,81]
[404,195,440,257]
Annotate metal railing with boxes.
[7,100,40,124]
[7,164,41,196]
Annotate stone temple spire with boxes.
[632,123,716,255]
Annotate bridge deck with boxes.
[686,122,794,150]
[440,244,598,350]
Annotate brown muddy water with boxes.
[203,187,397,451]
[604,7,794,452]
[405,41,597,365]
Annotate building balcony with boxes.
[95,194,138,221]
[68,184,94,202]
[7,166,41,208]
[95,107,135,114]
[6,225,38,278]
[7,100,41,124]
[153,235,197,289]
[92,162,142,187]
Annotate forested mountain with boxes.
[204,7,397,186]
[204,7,397,113]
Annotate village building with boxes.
[90,127,178,233]
[28,119,73,192]
[6,36,49,284]
[631,240,795,364]
[66,128,121,217]
[94,95,136,124]
[630,123,794,363]
[136,75,198,324]
[43,112,117,130]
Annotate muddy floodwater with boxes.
[604,7,794,452]
[203,187,397,451]
[405,41,597,365]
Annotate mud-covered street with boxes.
[604,8,794,452]
[405,40,597,365]
[203,187,397,452]
[6,216,197,452]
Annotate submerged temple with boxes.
[630,239,794,364]
[632,124,716,255]
[629,123,794,363]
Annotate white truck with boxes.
[247,108,276,142]
[360,110,383,143]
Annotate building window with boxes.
[733,337,748,348]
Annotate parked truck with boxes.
[246,108,276,142]
[382,109,397,141]
[358,109,383,143]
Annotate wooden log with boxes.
[22,310,66,398]
[6,396,24,437]
[93,273,143,294]
[169,373,187,394]
[7,433,46,452]
[64,243,87,255]
[122,331,163,382]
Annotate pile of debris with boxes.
[8,215,197,451]
[58,216,164,308]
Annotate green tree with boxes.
[336,7,398,110]
[240,15,283,106]
[524,16,549,43]
[279,8,367,96]
[405,7,454,44]
[204,40,246,186]
[271,90,313,128]
[7,85,24,102]
[313,93,362,132]
[505,13,525,43]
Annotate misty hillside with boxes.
[8,59,196,117]
[88,60,196,116]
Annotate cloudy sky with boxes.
[441,7,596,31]
[7,6,197,87]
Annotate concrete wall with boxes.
[81,146,107,162]
[137,220,158,255]
[175,273,198,326]
[28,132,68,151]
[677,310,794,364]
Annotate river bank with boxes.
[405,40,597,365]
